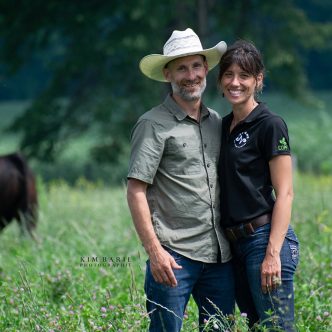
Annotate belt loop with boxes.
[229,229,237,241]
[239,224,247,238]
[245,222,255,234]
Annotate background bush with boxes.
[1,91,331,184]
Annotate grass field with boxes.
[0,94,331,331]
[0,174,331,331]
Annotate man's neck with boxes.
[172,94,201,121]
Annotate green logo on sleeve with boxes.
[278,137,288,151]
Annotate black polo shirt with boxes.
[219,103,291,227]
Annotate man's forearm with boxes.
[127,179,162,253]
[127,179,181,287]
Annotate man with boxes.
[127,28,234,332]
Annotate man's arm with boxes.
[127,178,182,287]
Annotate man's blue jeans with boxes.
[231,224,299,331]
[144,247,235,332]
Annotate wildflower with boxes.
[99,268,108,276]
[109,305,115,310]
[241,312,248,317]
[323,311,330,317]
[101,306,107,313]
[203,319,208,324]
[316,315,322,321]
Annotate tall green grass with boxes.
[0,174,331,331]
[0,94,331,330]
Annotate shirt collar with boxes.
[242,102,265,123]
[163,93,210,121]
[224,102,266,126]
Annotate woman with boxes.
[217,40,299,331]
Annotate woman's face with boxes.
[220,63,262,107]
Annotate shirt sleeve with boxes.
[127,118,165,184]
[260,116,291,161]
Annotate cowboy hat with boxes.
[139,28,227,82]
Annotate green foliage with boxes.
[0,1,331,162]
[291,110,332,174]
[262,91,332,175]
[212,90,332,176]
[0,174,331,331]
[1,92,331,183]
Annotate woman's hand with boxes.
[261,251,281,293]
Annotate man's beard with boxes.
[171,78,206,102]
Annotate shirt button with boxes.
[183,143,187,147]
[204,144,207,148]
[210,184,213,188]
[206,163,210,168]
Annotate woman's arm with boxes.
[260,155,294,293]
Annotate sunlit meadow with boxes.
[0,94,331,330]
[0,173,331,331]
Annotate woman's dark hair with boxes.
[218,40,265,93]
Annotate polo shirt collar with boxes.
[225,102,266,126]
[242,102,266,123]
[163,93,210,121]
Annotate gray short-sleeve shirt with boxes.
[128,94,231,263]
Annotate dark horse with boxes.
[0,152,38,238]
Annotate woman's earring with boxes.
[222,92,225,98]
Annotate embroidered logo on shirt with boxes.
[234,132,249,148]
[277,137,289,151]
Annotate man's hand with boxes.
[149,246,182,287]
[260,252,281,294]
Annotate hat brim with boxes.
[139,41,227,82]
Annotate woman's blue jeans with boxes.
[144,247,235,332]
[231,224,299,331]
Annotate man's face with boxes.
[163,55,208,102]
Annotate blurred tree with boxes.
[0,0,331,162]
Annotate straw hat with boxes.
[139,28,227,82]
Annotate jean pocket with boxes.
[163,246,185,265]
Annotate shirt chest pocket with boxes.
[163,135,203,175]
[165,135,201,153]
[166,135,201,153]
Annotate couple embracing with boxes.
[127,28,299,332]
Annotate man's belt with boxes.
[225,213,271,242]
